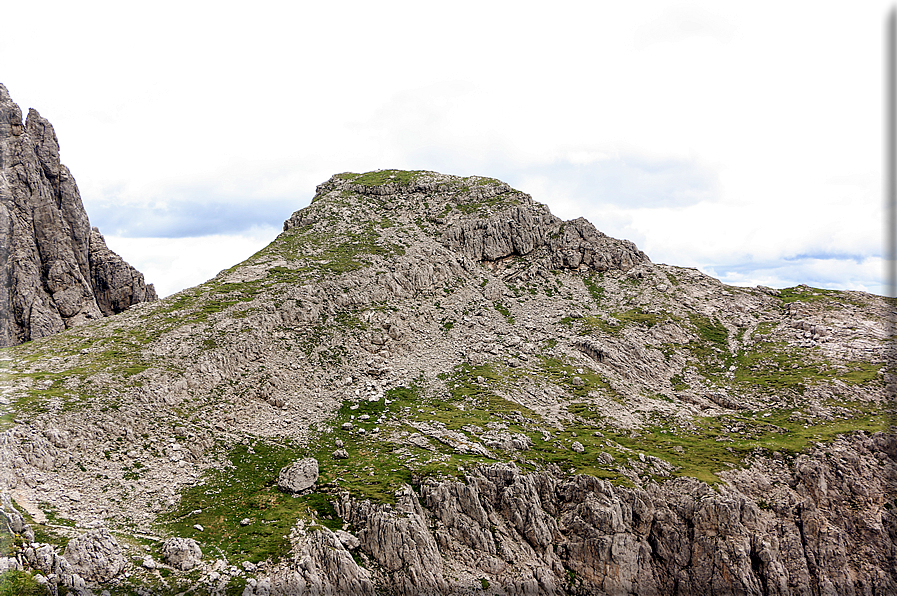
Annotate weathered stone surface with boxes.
[62,528,126,582]
[263,527,375,596]
[277,458,319,493]
[88,227,157,316]
[337,486,448,596]
[161,537,203,571]
[326,434,897,595]
[0,83,156,347]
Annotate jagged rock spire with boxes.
[0,83,156,347]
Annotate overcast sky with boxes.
[2,1,890,297]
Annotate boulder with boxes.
[161,537,203,571]
[278,458,319,493]
[62,528,127,582]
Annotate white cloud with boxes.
[1,1,889,296]
[706,256,884,297]
[103,228,279,298]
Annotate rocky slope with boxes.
[0,168,893,595]
[0,84,156,348]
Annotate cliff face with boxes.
[0,168,892,595]
[0,84,156,347]
[314,432,896,596]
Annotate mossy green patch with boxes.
[258,226,405,276]
[689,313,728,346]
[493,301,514,324]
[779,285,840,304]
[538,357,616,399]
[454,192,522,215]
[583,275,605,305]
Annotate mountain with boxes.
[0,166,894,596]
[0,84,156,348]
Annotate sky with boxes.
[1,1,891,297]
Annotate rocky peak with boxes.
[0,83,156,347]
[285,169,649,274]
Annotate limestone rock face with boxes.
[0,494,34,542]
[62,528,126,582]
[327,434,897,596]
[265,527,375,596]
[0,83,156,347]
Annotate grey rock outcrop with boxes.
[291,173,649,275]
[337,485,449,595]
[0,83,156,347]
[441,209,647,271]
[329,432,897,595]
[62,528,126,582]
[161,537,203,571]
[21,543,84,591]
[0,165,893,595]
[263,527,375,596]
[277,458,319,493]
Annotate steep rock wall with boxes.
[289,432,897,596]
[0,84,156,347]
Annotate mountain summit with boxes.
[0,166,894,594]
[0,84,156,348]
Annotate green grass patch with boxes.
[603,402,893,484]
[454,192,521,215]
[779,285,840,304]
[583,275,605,305]
[349,170,424,187]
[538,357,615,399]
[670,374,688,391]
[689,313,728,346]
[583,308,663,335]
[0,571,51,596]
[258,226,405,276]
[162,439,340,564]
[493,301,515,324]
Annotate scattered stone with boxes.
[333,449,349,459]
[571,441,585,453]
